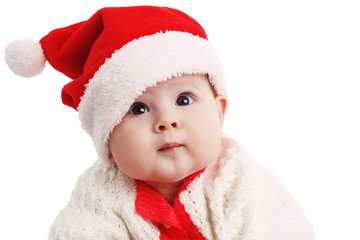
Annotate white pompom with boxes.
[5,39,46,78]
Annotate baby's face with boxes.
[108,74,227,184]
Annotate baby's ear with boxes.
[215,95,228,127]
[108,151,115,162]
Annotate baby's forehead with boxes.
[144,74,212,94]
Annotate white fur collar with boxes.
[49,137,314,239]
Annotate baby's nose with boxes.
[154,118,179,133]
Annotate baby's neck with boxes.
[144,180,184,206]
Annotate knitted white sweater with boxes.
[48,137,315,239]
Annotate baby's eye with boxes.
[176,93,195,106]
[128,103,149,115]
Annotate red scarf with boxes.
[135,169,206,240]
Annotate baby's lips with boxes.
[159,142,183,151]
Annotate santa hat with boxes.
[5,6,226,161]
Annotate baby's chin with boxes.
[141,174,188,184]
[140,168,201,184]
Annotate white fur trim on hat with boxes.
[78,31,226,161]
[5,39,46,78]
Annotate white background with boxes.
[0,0,359,239]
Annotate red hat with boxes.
[5,6,226,160]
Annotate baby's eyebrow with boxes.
[179,83,205,94]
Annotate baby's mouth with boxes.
[159,142,183,152]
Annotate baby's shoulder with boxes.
[208,137,292,203]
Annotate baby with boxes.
[5,6,315,240]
